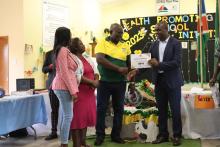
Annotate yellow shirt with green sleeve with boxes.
[95,37,131,82]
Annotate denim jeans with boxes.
[54,90,73,144]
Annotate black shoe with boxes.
[45,133,58,140]
[152,136,169,144]
[172,137,181,146]
[111,138,125,144]
[94,137,104,146]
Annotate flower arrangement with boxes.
[137,79,155,98]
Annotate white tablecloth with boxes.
[33,90,220,139]
[181,90,220,139]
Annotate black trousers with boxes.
[96,81,126,140]
[155,74,182,138]
[49,89,59,133]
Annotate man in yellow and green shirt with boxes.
[94,23,135,146]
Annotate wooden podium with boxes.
[89,42,97,57]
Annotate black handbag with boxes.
[9,128,28,138]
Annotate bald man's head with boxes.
[110,23,122,32]
[109,23,123,44]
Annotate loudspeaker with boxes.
[16,78,35,91]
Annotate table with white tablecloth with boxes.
[181,90,220,139]
[120,90,220,140]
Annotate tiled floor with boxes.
[201,139,220,147]
[1,136,220,147]
[0,136,59,147]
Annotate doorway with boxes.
[0,36,9,94]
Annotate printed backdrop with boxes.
[120,13,216,82]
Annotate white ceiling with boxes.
[97,0,132,5]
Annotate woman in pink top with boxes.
[69,38,99,147]
[52,27,79,147]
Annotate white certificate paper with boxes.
[130,53,151,69]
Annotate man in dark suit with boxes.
[148,21,183,146]
[42,50,59,140]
